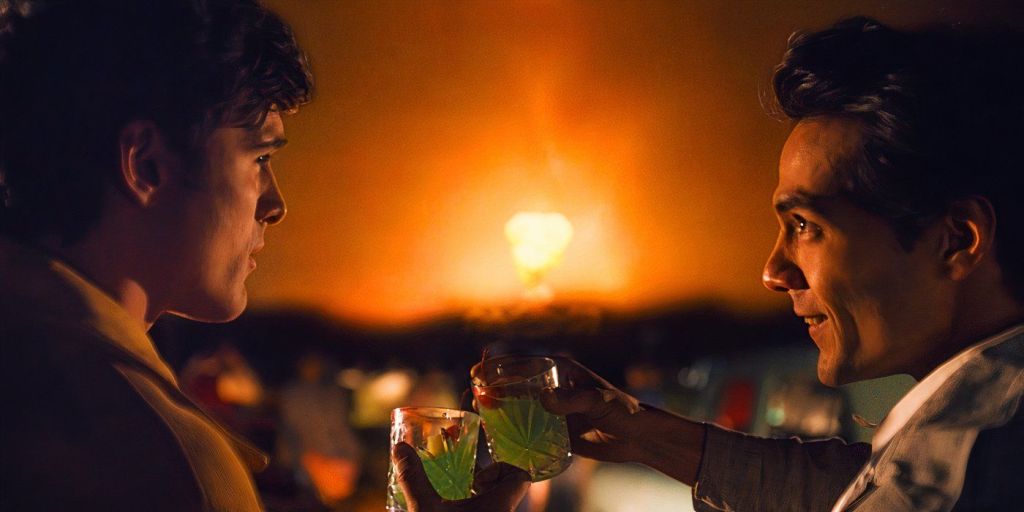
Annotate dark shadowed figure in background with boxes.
[278,352,362,507]
[180,342,267,434]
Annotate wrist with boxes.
[631,407,706,485]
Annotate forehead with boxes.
[208,110,286,149]
[249,110,285,141]
[774,117,864,203]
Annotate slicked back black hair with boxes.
[773,17,1024,301]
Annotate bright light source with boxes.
[336,368,367,389]
[505,211,573,300]
[353,369,417,427]
[368,370,414,405]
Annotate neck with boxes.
[34,233,164,330]
[906,296,1024,381]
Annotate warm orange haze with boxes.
[253,0,1022,327]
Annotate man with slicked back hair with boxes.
[539,17,1024,512]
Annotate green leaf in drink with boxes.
[417,425,476,500]
[388,425,476,510]
[478,396,571,481]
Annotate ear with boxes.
[117,121,176,207]
[941,196,996,281]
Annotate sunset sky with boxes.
[252,0,1023,327]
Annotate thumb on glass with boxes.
[392,442,531,512]
[392,442,440,511]
[471,461,532,510]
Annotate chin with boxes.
[816,366,840,388]
[171,307,244,324]
[170,289,248,323]
[817,358,862,387]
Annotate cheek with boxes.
[802,240,863,311]
[855,267,944,360]
[191,206,251,280]
[209,185,259,237]
[825,256,916,374]
[800,252,849,318]
[801,251,862,351]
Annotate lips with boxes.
[247,240,265,273]
[793,307,828,333]
[798,314,829,342]
[803,315,827,326]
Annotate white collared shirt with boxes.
[831,323,1024,511]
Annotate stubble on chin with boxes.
[815,340,846,387]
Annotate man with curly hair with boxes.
[0,0,308,509]
[0,1,534,510]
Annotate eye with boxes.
[790,214,822,240]
[256,154,272,165]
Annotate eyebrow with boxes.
[773,190,833,214]
[252,137,288,150]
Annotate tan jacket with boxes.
[0,237,267,511]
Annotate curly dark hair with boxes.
[772,17,1024,301]
[0,0,313,244]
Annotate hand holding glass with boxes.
[387,407,480,511]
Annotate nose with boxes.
[762,233,807,292]
[257,170,287,225]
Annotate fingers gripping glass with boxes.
[387,407,481,511]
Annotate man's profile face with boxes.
[166,110,288,322]
[763,117,949,386]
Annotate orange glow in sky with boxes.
[249,0,1019,327]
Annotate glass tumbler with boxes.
[387,407,481,511]
[470,355,572,481]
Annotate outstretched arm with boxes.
[541,385,706,485]
[543,357,870,512]
[694,425,869,511]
